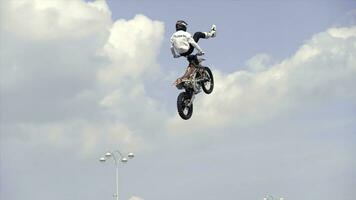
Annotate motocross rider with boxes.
[170,20,216,85]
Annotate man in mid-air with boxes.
[170,20,217,85]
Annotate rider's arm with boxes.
[188,37,204,54]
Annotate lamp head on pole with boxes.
[128,153,134,159]
[105,152,112,158]
[99,157,106,162]
[121,157,128,163]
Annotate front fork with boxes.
[186,90,195,107]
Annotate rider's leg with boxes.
[194,25,217,41]
[182,63,196,80]
[193,32,206,42]
[175,63,196,85]
[175,45,195,85]
[180,44,194,57]
[181,25,217,56]
[175,25,218,85]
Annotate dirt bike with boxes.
[176,54,214,120]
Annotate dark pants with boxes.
[180,32,206,57]
[176,32,206,84]
[180,32,206,64]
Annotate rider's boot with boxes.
[204,24,217,38]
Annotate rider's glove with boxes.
[197,51,205,56]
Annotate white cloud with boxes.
[328,26,356,39]
[0,0,165,155]
[98,14,164,84]
[168,26,356,134]
[1,0,354,161]
[246,54,274,72]
[0,0,112,40]
[1,1,355,200]
[4,119,145,157]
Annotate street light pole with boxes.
[100,150,135,200]
[115,161,119,200]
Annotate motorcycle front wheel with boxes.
[177,92,193,120]
[202,67,214,94]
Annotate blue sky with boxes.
[105,0,356,107]
[107,0,355,69]
[1,1,355,200]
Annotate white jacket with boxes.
[170,30,203,56]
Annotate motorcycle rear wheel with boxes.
[177,92,193,120]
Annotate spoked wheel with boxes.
[177,92,193,120]
[201,67,214,94]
